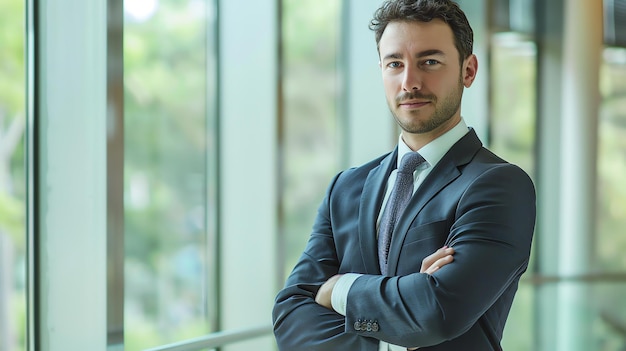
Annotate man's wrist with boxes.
[330,273,363,315]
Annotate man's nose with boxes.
[401,66,422,92]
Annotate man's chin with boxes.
[402,127,435,135]
[395,117,435,135]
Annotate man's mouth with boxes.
[399,100,430,109]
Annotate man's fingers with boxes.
[420,246,453,269]
[420,246,455,274]
[424,254,454,274]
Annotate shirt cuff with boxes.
[330,273,363,316]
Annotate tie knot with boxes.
[398,152,425,174]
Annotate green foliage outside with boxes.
[0,0,26,350]
[124,0,214,348]
[595,48,626,350]
[281,0,343,276]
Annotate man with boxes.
[272,0,536,350]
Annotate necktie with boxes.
[378,152,425,274]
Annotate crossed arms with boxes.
[314,246,455,309]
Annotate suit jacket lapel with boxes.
[358,148,398,274]
[387,130,483,275]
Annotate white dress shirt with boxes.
[331,119,469,350]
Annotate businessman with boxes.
[272,0,536,350]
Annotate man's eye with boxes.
[424,59,440,66]
[388,62,402,68]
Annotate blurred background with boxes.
[0,0,625,350]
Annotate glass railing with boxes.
[143,325,272,351]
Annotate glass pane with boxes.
[124,0,217,348]
[553,281,626,350]
[597,47,626,272]
[281,0,341,278]
[490,32,537,175]
[591,282,626,350]
[501,283,534,350]
[0,0,26,350]
[490,32,537,351]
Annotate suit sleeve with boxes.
[272,173,378,351]
[344,164,536,348]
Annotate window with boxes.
[595,46,626,349]
[280,0,342,278]
[123,0,218,348]
[0,0,26,350]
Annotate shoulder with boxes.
[464,147,535,194]
[324,152,392,197]
[336,152,391,182]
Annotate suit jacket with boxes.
[272,129,536,351]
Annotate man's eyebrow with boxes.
[382,49,446,61]
[416,49,446,58]
[381,53,403,61]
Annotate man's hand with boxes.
[315,274,343,310]
[420,246,455,275]
[314,246,454,312]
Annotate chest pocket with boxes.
[396,220,450,275]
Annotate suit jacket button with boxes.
[366,321,372,332]
[372,321,379,332]
[354,321,362,331]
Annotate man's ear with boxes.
[462,54,478,88]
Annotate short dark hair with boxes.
[369,0,474,62]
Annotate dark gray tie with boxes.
[378,152,425,274]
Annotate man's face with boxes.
[378,19,476,140]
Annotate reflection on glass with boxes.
[124,0,216,348]
[490,32,537,351]
[0,0,26,350]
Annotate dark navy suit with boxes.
[273,129,536,350]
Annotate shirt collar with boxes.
[396,118,469,169]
